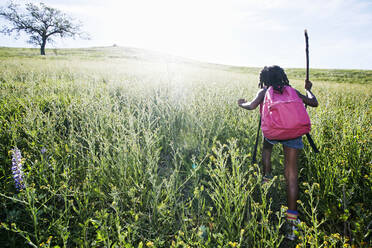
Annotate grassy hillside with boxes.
[2,46,371,84]
[0,47,371,247]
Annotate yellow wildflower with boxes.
[228,241,238,247]
[331,233,341,240]
[46,236,53,244]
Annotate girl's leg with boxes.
[283,145,299,211]
[262,139,273,176]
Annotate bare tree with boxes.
[0,1,88,55]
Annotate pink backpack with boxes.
[261,86,311,140]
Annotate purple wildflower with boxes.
[11,147,25,190]
[41,147,47,154]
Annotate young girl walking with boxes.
[237,65,318,240]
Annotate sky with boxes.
[1,0,372,69]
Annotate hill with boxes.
[1,46,371,84]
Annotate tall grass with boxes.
[0,47,371,247]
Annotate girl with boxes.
[237,65,318,240]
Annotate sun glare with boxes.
[99,0,240,63]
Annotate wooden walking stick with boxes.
[251,116,261,164]
[305,30,310,81]
[304,29,319,153]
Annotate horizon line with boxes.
[1,45,371,71]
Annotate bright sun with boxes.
[96,0,239,63]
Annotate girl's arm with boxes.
[296,80,319,107]
[238,88,266,110]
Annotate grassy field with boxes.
[0,47,371,247]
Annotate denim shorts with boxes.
[264,136,304,149]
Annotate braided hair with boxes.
[258,65,290,93]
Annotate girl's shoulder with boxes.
[256,88,267,105]
[259,87,268,94]
[257,88,267,98]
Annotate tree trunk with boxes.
[40,38,46,55]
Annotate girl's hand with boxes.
[305,80,313,91]
[238,99,247,107]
